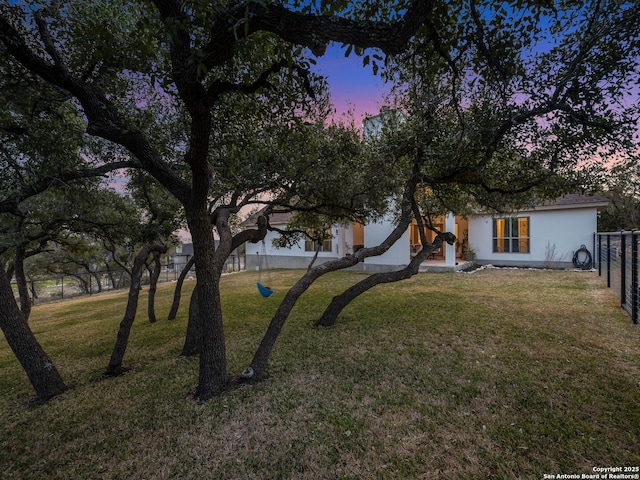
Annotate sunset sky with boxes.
[311,44,391,127]
[176,45,389,242]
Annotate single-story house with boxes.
[244,194,608,272]
[173,243,194,268]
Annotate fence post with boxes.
[621,233,626,306]
[597,234,601,276]
[61,275,64,299]
[632,233,638,325]
[593,232,596,272]
[606,235,611,288]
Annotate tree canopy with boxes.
[1,0,639,401]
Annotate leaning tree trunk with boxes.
[92,271,103,293]
[105,244,166,376]
[104,264,118,290]
[167,256,195,321]
[180,287,202,356]
[315,234,455,327]
[73,274,89,294]
[315,196,458,328]
[249,264,339,380]
[116,269,128,290]
[14,244,32,323]
[0,259,67,402]
[146,251,162,324]
[248,181,419,381]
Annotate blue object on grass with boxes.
[257,281,274,298]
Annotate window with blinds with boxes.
[493,217,530,253]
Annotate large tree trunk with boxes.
[5,261,15,283]
[315,233,455,327]
[188,207,267,399]
[188,208,228,400]
[14,243,32,323]
[105,244,166,376]
[180,287,201,356]
[0,259,67,402]
[147,250,162,324]
[167,256,195,321]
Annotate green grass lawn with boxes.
[1,269,639,479]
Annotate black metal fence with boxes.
[595,231,638,324]
[11,254,245,306]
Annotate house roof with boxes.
[240,194,609,227]
[176,243,194,256]
[526,193,609,212]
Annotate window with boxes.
[305,230,333,252]
[493,217,529,253]
[410,221,443,245]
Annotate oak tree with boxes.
[0,0,433,399]
[315,0,640,325]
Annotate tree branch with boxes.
[469,0,508,79]
[231,214,268,251]
[205,57,316,104]
[0,16,192,205]
[0,161,141,214]
[201,1,436,69]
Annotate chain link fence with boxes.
[595,232,638,324]
[11,254,245,306]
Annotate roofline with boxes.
[518,201,610,212]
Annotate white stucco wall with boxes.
[363,220,410,267]
[468,207,597,267]
[244,219,411,271]
[245,227,341,270]
[245,229,340,257]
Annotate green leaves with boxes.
[379,0,640,214]
[4,0,638,249]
